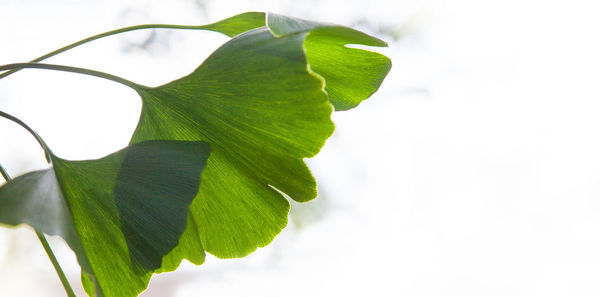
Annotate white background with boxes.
[2,0,600,296]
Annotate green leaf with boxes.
[127,13,391,261]
[201,11,266,37]
[0,140,211,297]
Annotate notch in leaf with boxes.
[0,122,211,297]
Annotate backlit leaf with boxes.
[0,140,211,297]
[128,13,391,261]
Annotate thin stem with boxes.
[0,63,142,90]
[0,23,218,80]
[0,165,77,297]
[36,231,78,297]
[0,163,9,181]
[0,110,52,162]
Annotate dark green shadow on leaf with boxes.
[114,141,210,271]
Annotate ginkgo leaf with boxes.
[127,13,391,262]
[0,140,211,297]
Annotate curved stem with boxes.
[0,23,218,80]
[0,165,77,297]
[0,63,142,90]
[0,110,52,162]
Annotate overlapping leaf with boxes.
[267,13,391,110]
[0,140,211,297]
[202,12,392,110]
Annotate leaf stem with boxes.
[0,163,9,181]
[0,164,77,297]
[0,63,142,90]
[36,230,78,297]
[0,23,220,80]
[0,110,52,162]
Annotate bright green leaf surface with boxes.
[266,13,392,110]
[128,12,391,261]
[0,140,211,297]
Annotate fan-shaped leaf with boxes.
[127,13,391,262]
[0,140,211,297]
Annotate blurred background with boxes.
[2,0,600,296]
